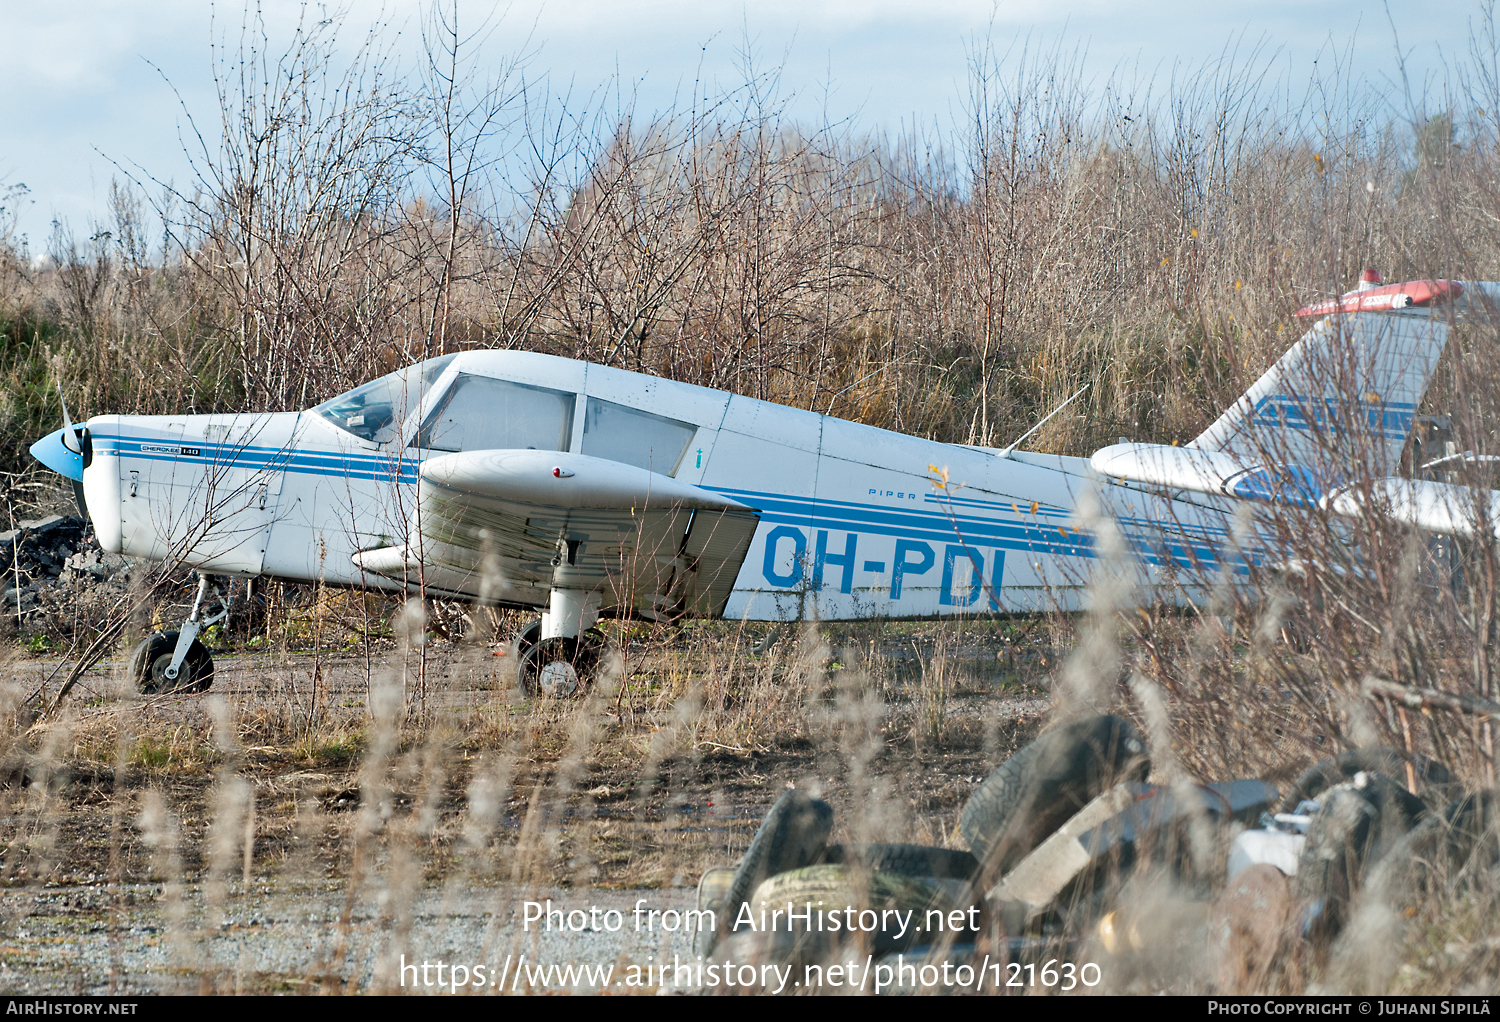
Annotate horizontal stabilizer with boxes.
[1090,443,1329,507]
[1091,443,1246,494]
[1325,478,1500,539]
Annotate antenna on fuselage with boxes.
[996,383,1090,460]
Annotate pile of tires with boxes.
[698,789,984,970]
[959,714,1150,879]
[697,719,1493,985]
[1213,746,1483,972]
[697,714,1149,973]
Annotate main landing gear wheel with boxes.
[128,630,215,694]
[516,630,605,698]
[515,619,542,660]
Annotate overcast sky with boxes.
[0,0,1487,251]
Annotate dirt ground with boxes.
[0,628,1054,993]
[0,880,705,994]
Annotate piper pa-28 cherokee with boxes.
[28,270,1485,697]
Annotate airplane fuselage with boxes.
[79,351,1244,621]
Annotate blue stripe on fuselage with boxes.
[96,432,1251,580]
[706,486,1247,576]
[94,433,420,483]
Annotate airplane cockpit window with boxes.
[412,374,575,453]
[580,397,696,474]
[314,354,456,444]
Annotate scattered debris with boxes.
[694,721,1499,993]
[0,514,131,634]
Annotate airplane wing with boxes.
[352,450,761,619]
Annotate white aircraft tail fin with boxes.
[1188,307,1452,478]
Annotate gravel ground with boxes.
[0,637,1054,996]
[0,881,702,994]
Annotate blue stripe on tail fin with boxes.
[1189,311,1451,478]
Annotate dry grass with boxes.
[0,580,1494,993]
[3,2,1500,994]
[3,6,1500,487]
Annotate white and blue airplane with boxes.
[28,271,1473,696]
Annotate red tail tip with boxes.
[1360,268,1382,285]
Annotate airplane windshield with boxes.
[314,355,456,443]
[581,397,696,474]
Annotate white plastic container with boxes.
[1227,828,1306,881]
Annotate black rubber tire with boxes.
[1277,747,1454,813]
[1363,790,1499,916]
[515,619,542,659]
[821,842,980,881]
[707,789,834,957]
[1293,772,1428,940]
[745,864,954,960]
[517,634,601,697]
[959,714,1149,876]
[128,631,214,694]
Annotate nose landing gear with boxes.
[130,629,215,694]
[128,574,231,694]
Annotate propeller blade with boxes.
[57,382,80,453]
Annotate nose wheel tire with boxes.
[517,632,604,698]
[128,631,215,694]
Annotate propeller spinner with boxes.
[27,384,92,519]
